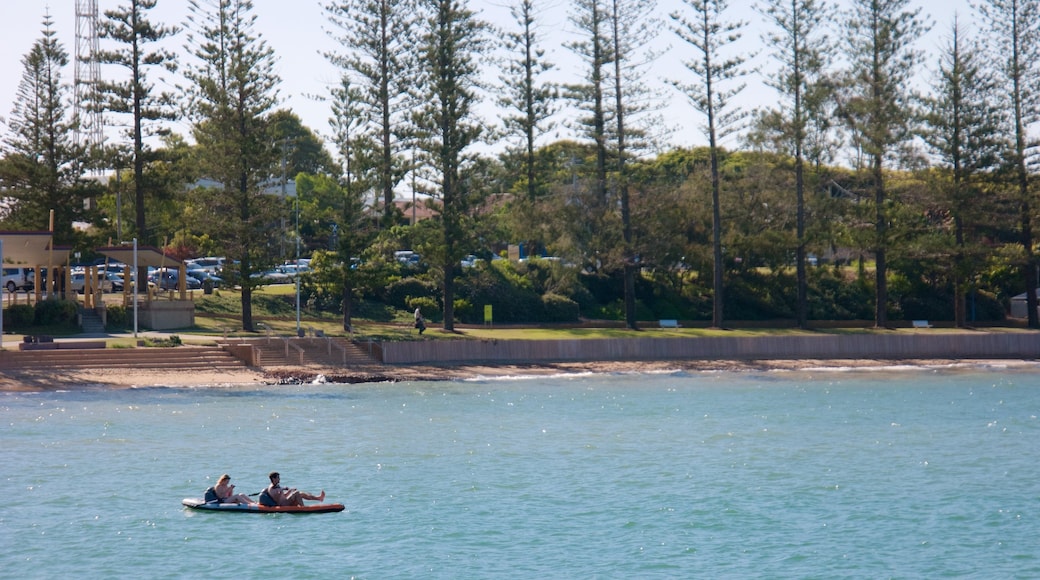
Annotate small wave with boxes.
[464,371,600,382]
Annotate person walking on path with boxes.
[414,307,426,335]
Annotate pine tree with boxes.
[497,0,558,203]
[413,0,490,331]
[839,0,929,328]
[182,0,281,331]
[976,0,1040,328]
[670,0,751,329]
[609,0,661,330]
[755,0,836,329]
[0,14,96,243]
[95,0,179,247]
[922,18,1006,327]
[329,76,378,332]
[566,0,611,211]
[324,0,419,228]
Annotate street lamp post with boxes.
[1,238,5,351]
[132,238,138,338]
[295,197,301,336]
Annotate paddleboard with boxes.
[182,498,344,513]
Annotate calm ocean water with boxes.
[2,365,1038,579]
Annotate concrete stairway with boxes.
[79,309,106,334]
[0,345,249,371]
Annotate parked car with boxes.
[69,271,121,293]
[276,263,310,279]
[185,257,226,275]
[149,269,202,290]
[251,269,292,284]
[187,268,223,287]
[2,267,34,293]
[394,250,421,267]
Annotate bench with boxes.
[912,320,932,328]
[659,319,681,328]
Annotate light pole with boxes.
[132,238,138,338]
[1,238,5,351]
[295,196,301,335]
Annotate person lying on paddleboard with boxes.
[258,471,325,507]
[205,473,257,505]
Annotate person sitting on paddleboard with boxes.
[213,473,256,505]
[258,471,325,507]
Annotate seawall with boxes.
[380,333,1040,365]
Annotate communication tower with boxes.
[74,0,104,156]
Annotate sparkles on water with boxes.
[2,367,1039,578]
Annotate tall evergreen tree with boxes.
[329,75,378,331]
[609,0,660,330]
[183,0,281,331]
[976,0,1040,327]
[839,0,929,328]
[670,0,751,329]
[497,0,558,203]
[0,14,96,244]
[413,0,489,331]
[755,0,836,329]
[922,18,1006,327]
[95,0,179,247]
[566,0,611,212]
[324,0,419,228]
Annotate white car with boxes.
[70,271,120,293]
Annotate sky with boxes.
[1,0,980,159]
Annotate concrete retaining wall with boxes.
[141,301,195,330]
[380,333,1040,365]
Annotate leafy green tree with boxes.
[324,0,419,228]
[413,0,490,331]
[670,0,752,328]
[838,0,929,327]
[976,0,1040,327]
[183,0,281,331]
[922,19,1006,327]
[95,0,180,247]
[268,110,337,178]
[755,0,836,328]
[0,14,98,244]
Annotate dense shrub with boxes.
[3,304,35,328]
[541,293,579,322]
[105,305,128,329]
[456,266,541,323]
[385,277,436,310]
[35,299,78,326]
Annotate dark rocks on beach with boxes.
[262,369,407,385]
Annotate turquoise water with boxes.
[2,366,1039,578]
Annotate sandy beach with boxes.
[4,357,1039,391]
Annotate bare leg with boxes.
[297,490,325,502]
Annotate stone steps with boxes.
[0,345,248,371]
[78,308,107,334]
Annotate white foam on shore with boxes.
[465,371,599,382]
[769,360,1039,374]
